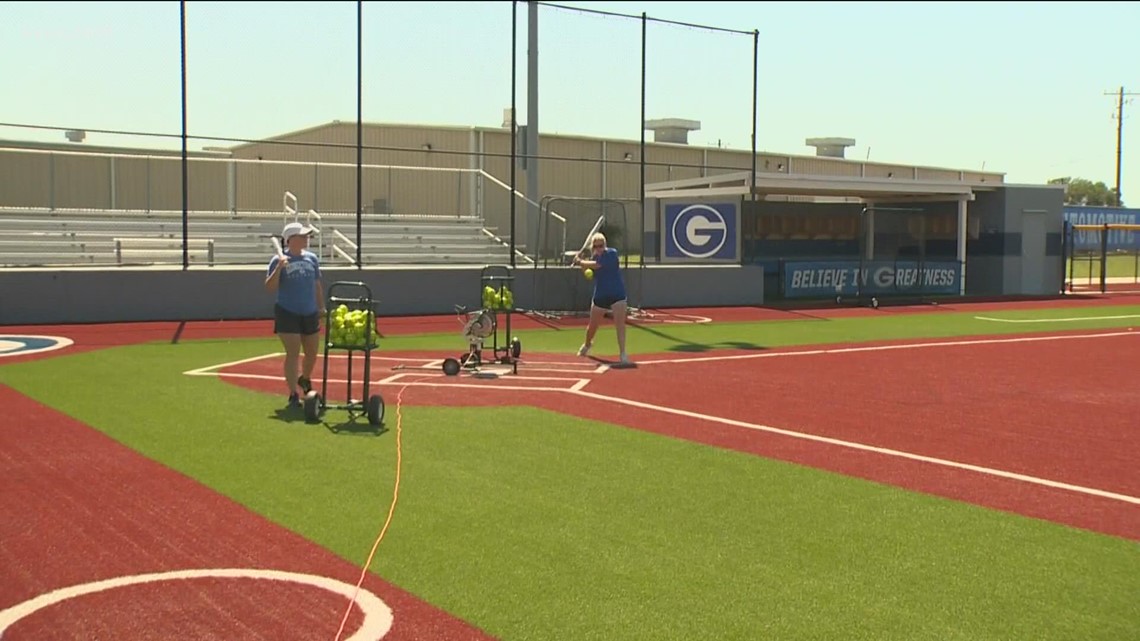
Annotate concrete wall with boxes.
[964,189,1007,296]
[0,264,765,325]
[964,185,1065,296]
[1002,184,1066,295]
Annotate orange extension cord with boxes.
[333,380,411,641]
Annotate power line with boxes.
[1104,86,1139,206]
[533,1,755,36]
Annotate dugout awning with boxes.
[644,171,988,202]
[643,171,993,297]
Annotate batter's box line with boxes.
[184,353,447,378]
[185,369,593,394]
[380,371,591,393]
[185,353,607,378]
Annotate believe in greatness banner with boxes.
[783,261,962,298]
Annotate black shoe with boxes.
[288,392,301,408]
[298,376,312,394]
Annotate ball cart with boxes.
[304,281,385,427]
[441,264,522,376]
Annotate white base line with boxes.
[568,388,1140,505]
[183,352,284,376]
[974,315,1140,323]
[635,330,1139,366]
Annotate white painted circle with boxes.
[0,568,393,640]
[0,335,74,357]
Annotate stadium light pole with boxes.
[526,1,539,264]
[510,0,517,267]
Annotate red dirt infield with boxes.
[0,383,499,640]
[4,296,1139,639]
[1,290,1136,357]
[214,328,1140,543]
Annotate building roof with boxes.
[645,170,993,203]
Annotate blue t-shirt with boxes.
[268,250,322,315]
[592,247,626,301]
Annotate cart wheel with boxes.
[871,297,880,309]
[511,336,522,359]
[367,394,385,426]
[442,357,461,376]
[303,391,321,423]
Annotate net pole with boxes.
[1065,221,1073,293]
[639,11,647,309]
[858,206,869,302]
[180,1,189,271]
[356,0,364,268]
[750,29,758,204]
[1100,223,1108,293]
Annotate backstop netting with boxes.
[528,196,632,319]
[840,205,963,305]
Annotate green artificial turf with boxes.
[2,306,1138,640]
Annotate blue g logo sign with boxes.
[665,203,736,260]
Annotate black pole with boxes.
[1063,221,1072,293]
[750,29,758,201]
[356,0,363,268]
[510,0,517,267]
[180,1,189,270]
[639,12,646,271]
[1100,223,1108,293]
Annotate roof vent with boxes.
[644,118,701,145]
[805,137,855,158]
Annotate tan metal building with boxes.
[0,120,1006,258]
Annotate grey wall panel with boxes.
[0,265,764,325]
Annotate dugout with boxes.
[643,171,1066,301]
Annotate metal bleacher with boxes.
[0,203,523,268]
[0,208,277,267]
[318,212,522,266]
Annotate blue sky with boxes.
[2,1,1138,202]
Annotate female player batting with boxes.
[572,232,631,366]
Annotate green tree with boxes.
[1048,177,1123,207]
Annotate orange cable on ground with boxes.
[333,380,412,641]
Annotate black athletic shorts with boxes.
[592,295,626,311]
[274,304,321,336]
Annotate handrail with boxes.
[478,169,566,223]
[332,244,357,265]
[480,227,535,265]
[283,191,298,219]
[332,228,357,250]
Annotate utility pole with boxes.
[1105,86,1139,206]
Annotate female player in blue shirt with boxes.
[572,232,631,365]
[265,221,325,407]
